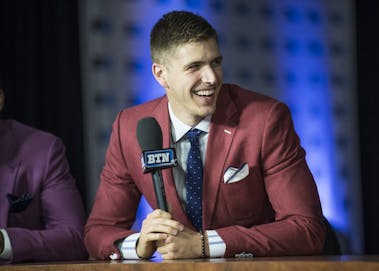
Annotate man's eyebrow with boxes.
[184,61,203,68]
[214,55,223,62]
[184,56,223,69]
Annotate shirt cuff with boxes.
[0,229,12,260]
[206,230,226,257]
[116,233,140,260]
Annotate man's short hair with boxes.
[150,10,218,64]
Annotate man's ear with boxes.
[152,63,169,88]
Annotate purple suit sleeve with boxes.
[5,137,88,262]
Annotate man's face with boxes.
[154,39,223,126]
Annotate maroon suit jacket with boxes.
[0,119,87,263]
[85,84,326,259]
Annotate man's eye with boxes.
[212,58,222,66]
[188,64,200,70]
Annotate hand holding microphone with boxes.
[136,117,177,211]
[136,117,185,259]
[136,117,205,259]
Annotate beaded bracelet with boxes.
[200,230,205,258]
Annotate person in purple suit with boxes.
[0,86,88,263]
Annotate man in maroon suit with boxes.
[85,11,326,260]
[0,87,88,263]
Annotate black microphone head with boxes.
[137,117,163,151]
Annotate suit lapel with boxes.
[203,86,239,229]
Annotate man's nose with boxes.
[201,65,217,84]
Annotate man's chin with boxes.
[198,106,216,118]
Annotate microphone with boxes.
[137,117,177,211]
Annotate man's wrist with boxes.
[203,231,210,257]
[199,230,210,258]
[136,237,155,259]
[200,230,205,258]
[116,233,141,260]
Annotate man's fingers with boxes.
[148,209,184,231]
[142,220,182,236]
[147,209,171,219]
[142,215,184,235]
[142,232,168,243]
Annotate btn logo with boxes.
[141,148,177,172]
[147,152,170,164]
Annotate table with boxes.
[1,255,379,271]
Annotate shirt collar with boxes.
[168,103,211,143]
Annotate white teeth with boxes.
[196,89,214,96]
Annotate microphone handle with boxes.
[151,170,168,211]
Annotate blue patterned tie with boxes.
[185,129,203,230]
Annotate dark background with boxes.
[355,1,379,254]
[0,1,378,253]
[0,1,86,203]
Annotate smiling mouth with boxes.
[194,89,215,97]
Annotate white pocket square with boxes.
[223,163,249,184]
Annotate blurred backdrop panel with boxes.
[79,0,362,254]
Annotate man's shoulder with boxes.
[217,84,292,125]
[223,83,277,104]
[5,119,59,140]
[220,84,281,114]
[0,119,66,169]
[1,119,62,151]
